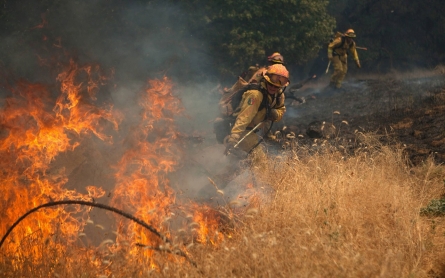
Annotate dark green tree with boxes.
[329,0,445,71]
[179,0,335,78]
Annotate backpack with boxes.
[241,65,261,81]
[329,31,346,49]
[330,31,343,43]
[330,31,356,54]
[213,77,268,144]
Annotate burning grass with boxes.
[1,55,445,277]
[2,138,445,277]
[170,142,445,278]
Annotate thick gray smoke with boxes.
[0,1,243,243]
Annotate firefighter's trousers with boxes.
[330,55,348,88]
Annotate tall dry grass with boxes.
[1,136,445,277]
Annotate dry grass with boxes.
[2,138,445,277]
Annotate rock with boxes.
[306,121,336,139]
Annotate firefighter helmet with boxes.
[267,52,284,64]
[264,64,289,87]
[345,29,356,38]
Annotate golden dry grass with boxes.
[1,138,445,277]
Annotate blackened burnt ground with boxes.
[271,70,445,165]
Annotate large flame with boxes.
[110,77,225,267]
[0,59,227,273]
[0,60,118,267]
[110,77,182,256]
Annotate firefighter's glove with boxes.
[268,109,280,122]
[355,60,361,69]
[223,133,240,154]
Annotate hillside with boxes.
[1,66,445,277]
[275,70,445,165]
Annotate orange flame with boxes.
[191,204,225,245]
[0,60,118,266]
[111,77,183,260]
[110,77,227,265]
[1,60,229,273]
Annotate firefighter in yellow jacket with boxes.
[327,29,361,89]
[224,64,289,156]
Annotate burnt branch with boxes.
[0,200,196,267]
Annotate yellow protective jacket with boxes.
[328,36,359,61]
[231,80,286,134]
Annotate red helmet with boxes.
[264,64,289,87]
[267,52,284,64]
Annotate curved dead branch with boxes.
[0,200,196,267]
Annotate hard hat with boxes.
[264,64,289,87]
[267,52,284,64]
[344,29,356,38]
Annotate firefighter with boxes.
[224,52,285,94]
[246,52,286,141]
[247,52,285,83]
[327,29,361,89]
[224,64,289,158]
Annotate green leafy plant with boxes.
[179,0,335,77]
[420,198,445,216]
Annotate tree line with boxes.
[0,0,443,82]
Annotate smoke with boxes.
[0,0,296,213]
[0,0,217,83]
[0,0,223,144]
[0,0,231,243]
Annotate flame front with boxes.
[111,78,182,260]
[0,60,117,267]
[0,63,227,274]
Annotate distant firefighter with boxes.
[244,52,285,83]
[327,29,361,89]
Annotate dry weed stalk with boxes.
[2,140,445,277]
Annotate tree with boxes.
[330,0,445,71]
[179,0,335,79]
